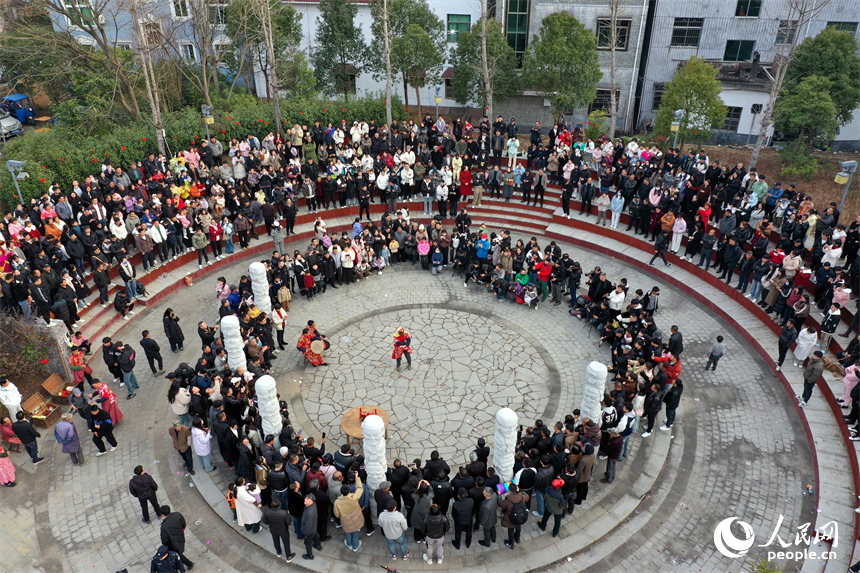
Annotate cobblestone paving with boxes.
[304,308,552,463]
[3,229,817,573]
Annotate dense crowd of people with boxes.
[0,110,857,569]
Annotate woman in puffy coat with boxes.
[163,308,185,352]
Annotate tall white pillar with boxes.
[255,375,282,440]
[494,407,518,483]
[361,414,387,490]
[581,361,608,424]
[221,315,246,371]
[249,261,272,315]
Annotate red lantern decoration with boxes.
[405,107,409,111]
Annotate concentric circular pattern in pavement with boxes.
[303,308,553,462]
[31,231,815,573]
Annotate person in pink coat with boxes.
[842,363,860,406]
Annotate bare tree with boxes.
[126,0,167,154]
[479,0,492,119]
[607,0,624,139]
[381,0,393,126]
[749,0,829,168]
[253,0,281,129]
[158,0,230,107]
[0,0,143,119]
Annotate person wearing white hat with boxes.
[271,221,287,257]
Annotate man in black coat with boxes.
[430,472,454,515]
[374,480,395,518]
[128,465,162,523]
[423,450,450,480]
[101,337,123,383]
[667,326,684,357]
[91,405,118,454]
[386,459,410,510]
[160,505,194,569]
[451,488,475,549]
[140,330,164,374]
[776,319,798,371]
[262,499,296,562]
[11,412,43,464]
[307,478,331,541]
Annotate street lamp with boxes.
[5,160,28,205]
[835,160,858,211]
[434,86,441,120]
[670,110,684,150]
[201,104,213,140]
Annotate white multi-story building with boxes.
[50,0,860,149]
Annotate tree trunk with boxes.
[382,0,393,126]
[415,86,422,117]
[749,53,790,169]
[480,0,492,119]
[608,0,620,139]
[403,74,410,107]
[258,0,282,130]
[131,0,166,155]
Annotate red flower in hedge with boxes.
[265,121,268,125]
[222,129,226,133]
[343,107,346,111]
[41,178,45,182]
[41,359,48,364]
[142,137,146,141]
[236,122,240,125]
[323,109,327,113]
[42,165,46,169]
[92,158,97,162]
[228,116,232,119]
[121,146,126,150]
[59,158,63,161]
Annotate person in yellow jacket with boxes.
[333,476,364,552]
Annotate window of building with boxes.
[651,83,664,112]
[735,0,761,17]
[181,44,196,60]
[506,0,529,64]
[208,0,228,26]
[724,40,755,61]
[65,0,96,27]
[143,22,162,46]
[116,43,131,50]
[722,106,743,131]
[775,20,798,45]
[447,15,471,42]
[588,89,620,114]
[445,78,454,99]
[670,17,703,47]
[827,21,859,35]
[596,18,632,51]
[173,0,188,18]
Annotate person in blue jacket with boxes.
[476,234,490,262]
[431,248,444,276]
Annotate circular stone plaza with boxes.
[4,202,856,573]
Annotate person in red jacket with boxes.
[209,221,224,260]
[534,259,552,301]
[652,354,681,386]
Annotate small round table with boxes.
[341,405,390,446]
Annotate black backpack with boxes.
[510,499,529,526]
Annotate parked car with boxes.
[0,108,23,138]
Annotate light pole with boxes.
[201,104,213,141]
[671,109,684,150]
[835,160,858,211]
[6,160,28,205]
[435,86,441,120]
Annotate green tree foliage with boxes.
[450,20,518,110]
[521,12,601,117]
[311,0,368,101]
[784,27,860,126]
[775,75,839,150]
[0,95,405,208]
[654,57,726,148]
[369,0,446,110]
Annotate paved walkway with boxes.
[1,214,829,573]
